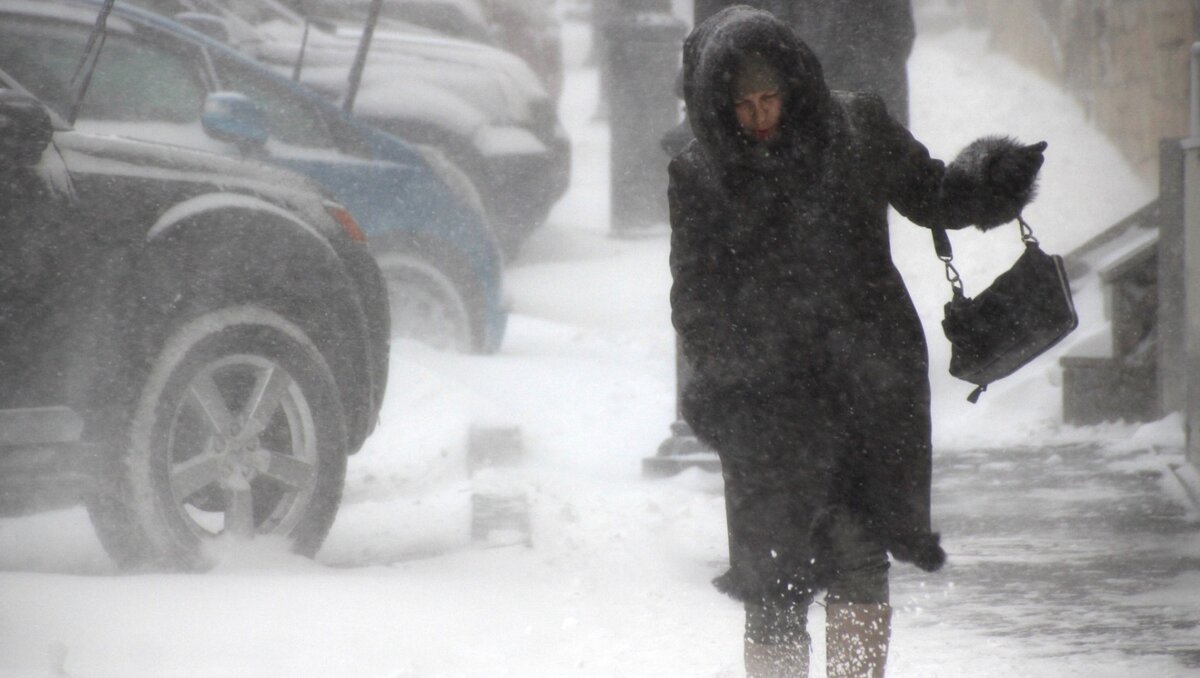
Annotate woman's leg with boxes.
[721,454,820,678]
[744,598,811,678]
[718,455,821,600]
[821,509,891,678]
[712,394,840,677]
[713,396,833,605]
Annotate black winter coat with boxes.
[669,7,1039,602]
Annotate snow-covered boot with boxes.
[744,636,809,678]
[826,603,891,678]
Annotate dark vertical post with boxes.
[1157,139,1185,415]
[593,0,617,118]
[1184,42,1200,470]
[693,0,729,23]
[605,0,686,233]
[641,1,720,477]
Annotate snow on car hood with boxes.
[299,63,546,157]
[335,22,548,101]
[299,63,488,138]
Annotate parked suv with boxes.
[0,0,509,353]
[0,59,388,568]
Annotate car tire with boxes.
[378,253,474,353]
[87,305,348,570]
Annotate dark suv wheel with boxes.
[87,306,348,569]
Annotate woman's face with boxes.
[734,88,782,143]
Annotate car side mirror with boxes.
[174,12,230,43]
[0,90,53,167]
[202,92,269,151]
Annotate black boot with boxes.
[826,603,891,678]
[744,600,811,677]
[744,635,810,677]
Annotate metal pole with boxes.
[1191,43,1200,138]
[1182,42,1200,469]
[637,0,717,476]
[343,0,384,114]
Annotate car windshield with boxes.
[0,21,83,119]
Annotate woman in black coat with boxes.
[668,7,1045,677]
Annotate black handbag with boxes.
[932,217,1078,402]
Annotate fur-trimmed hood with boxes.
[682,6,834,176]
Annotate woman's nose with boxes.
[751,102,767,125]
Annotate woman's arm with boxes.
[864,95,1045,230]
[668,152,731,372]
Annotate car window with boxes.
[211,54,336,148]
[82,33,208,123]
[0,19,86,118]
[0,18,206,125]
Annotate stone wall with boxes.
[960,0,1198,182]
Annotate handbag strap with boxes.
[931,227,964,298]
[931,216,1039,299]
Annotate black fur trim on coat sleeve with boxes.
[944,135,1041,231]
[889,532,947,572]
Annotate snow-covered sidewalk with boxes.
[2,6,1198,678]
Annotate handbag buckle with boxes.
[1018,216,1039,246]
[940,255,964,297]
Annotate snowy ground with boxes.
[2,5,1199,677]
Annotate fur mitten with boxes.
[944,136,1047,230]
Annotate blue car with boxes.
[0,0,507,353]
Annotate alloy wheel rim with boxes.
[165,354,319,540]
